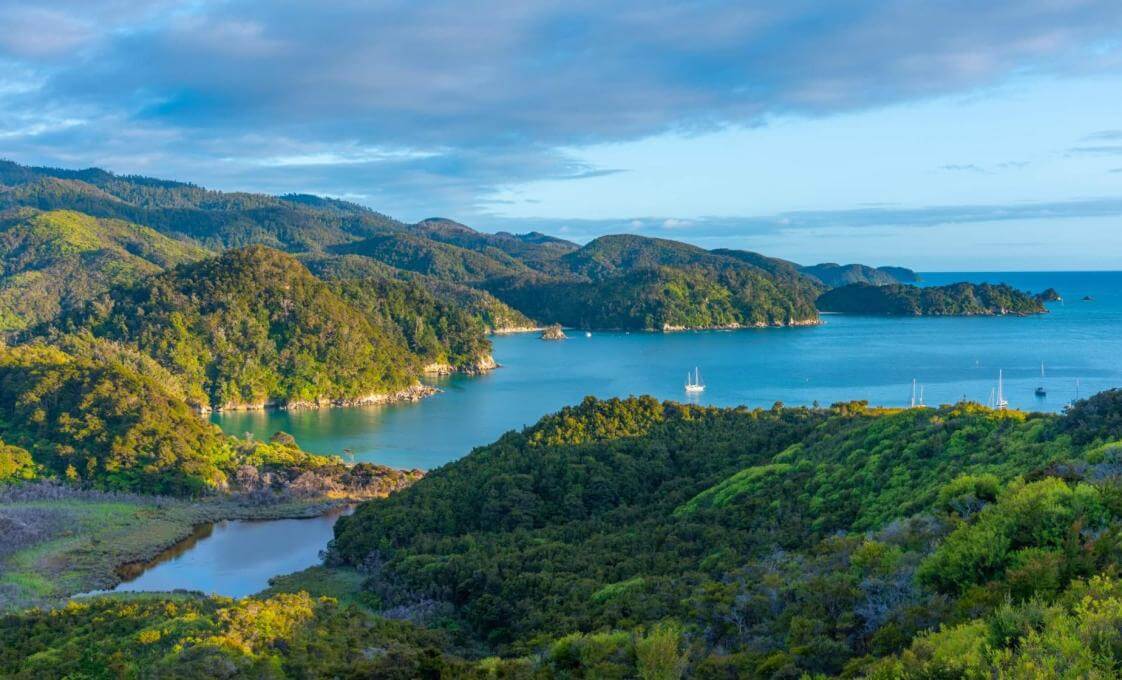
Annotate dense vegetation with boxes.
[817,281,1047,316]
[799,262,919,287]
[0,161,404,251]
[0,343,419,496]
[307,394,1122,675]
[305,253,533,332]
[11,389,1122,674]
[487,236,823,330]
[0,208,207,331]
[50,246,424,410]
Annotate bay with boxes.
[107,271,1121,597]
[213,271,1122,471]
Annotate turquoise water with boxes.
[214,271,1122,471]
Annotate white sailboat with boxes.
[1035,362,1047,397]
[685,367,705,393]
[996,370,1009,410]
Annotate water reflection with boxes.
[99,508,350,598]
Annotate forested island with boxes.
[7,393,1122,676]
[816,281,1048,316]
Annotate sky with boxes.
[2,1,1122,269]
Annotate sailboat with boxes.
[1035,362,1046,397]
[996,370,1009,410]
[685,367,705,393]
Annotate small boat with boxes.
[685,367,705,393]
[1035,361,1046,397]
[585,331,592,338]
[996,370,1009,410]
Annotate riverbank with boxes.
[0,484,370,612]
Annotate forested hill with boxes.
[817,281,1047,316]
[483,235,825,329]
[48,246,437,410]
[800,261,920,287]
[0,208,208,331]
[320,392,1122,676]
[0,160,936,332]
[0,160,405,252]
[0,343,420,496]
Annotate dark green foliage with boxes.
[0,161,404,251]
[328,397,1069,665]
[816,281,1046,316]
[53,246,416,409]
[330,232,530,283]
[413,217,579,269]
[329,276,492,371]
[306,252,532,333]
[799,262,919,287]
[1054,388,1122,445]
[488,243,822,330]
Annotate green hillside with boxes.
[9,392,1122,675]
[0,342,425,496]
[52,246,421,410]
[817,281,1047,316]
[800,262,920,287]
[486,235,823,329]
[319,394,1122,675]
[305,253,534,332]
[0,208,208,331]
[0,161,404,251]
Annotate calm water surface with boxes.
[109,271,1122,596]
[103,511,347,598]
[214,271,1122,471]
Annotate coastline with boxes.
[197,383,440,414]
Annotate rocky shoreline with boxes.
[422,354,499,376]
[660,318,821,331]
[199,383,440,413]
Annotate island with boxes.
[1035,287,1063,302]
[816,281,1047,316]
[540,323,567,340]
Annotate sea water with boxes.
[214,271,1122,471]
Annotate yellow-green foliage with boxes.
[919,478,1112,595]
[592,577,646,603]
[0,343,234,494]
[635,622,687,680]
[0,593,472,677]
[674,463,792,516]
[868,576,1122,678]
[0,441,36,483]
[57,246,418,409]
[0,208,209,330]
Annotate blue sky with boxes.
[2,1,1122,269]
